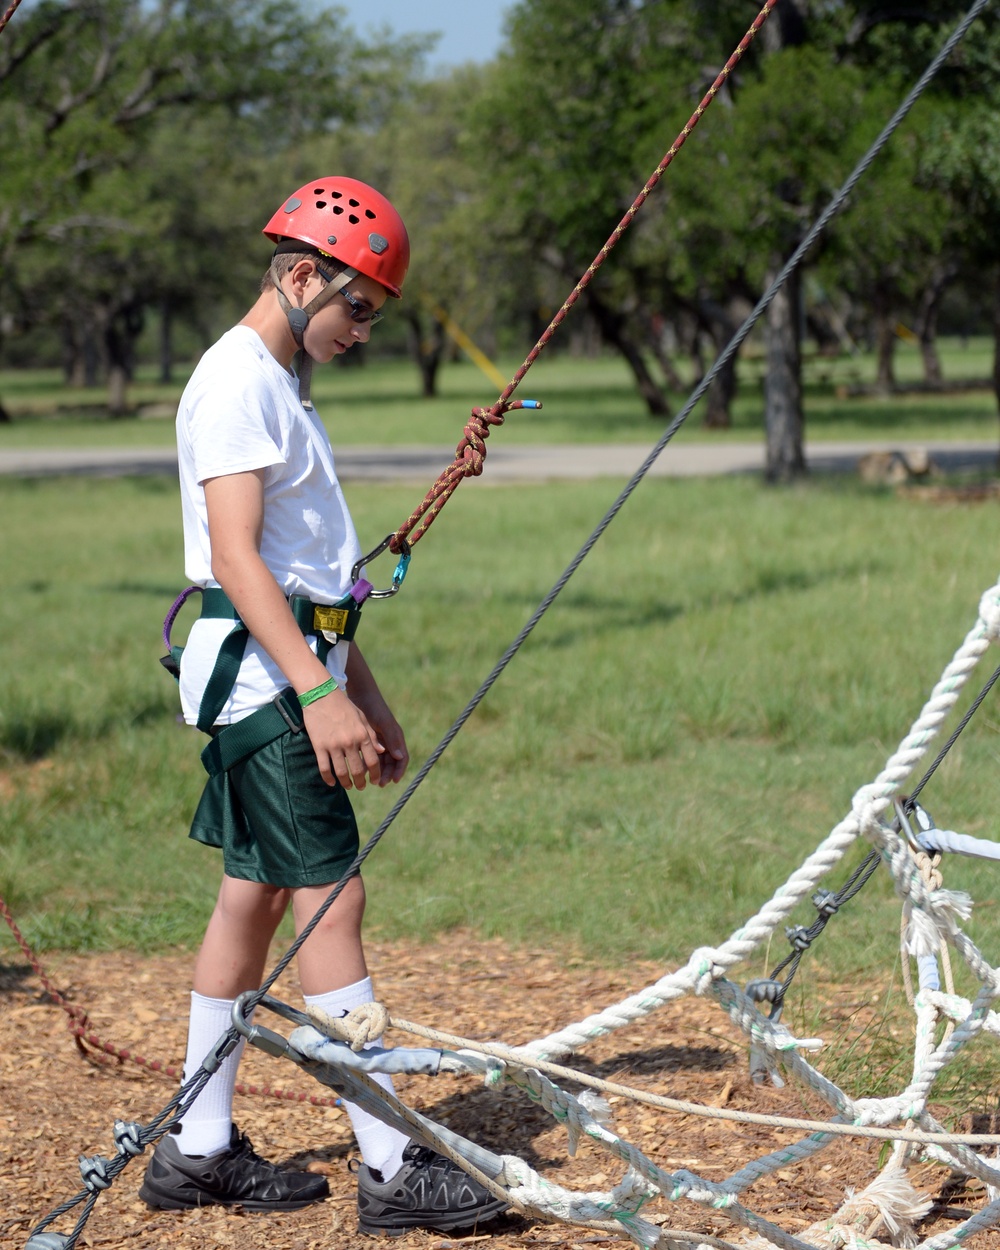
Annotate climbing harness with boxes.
[157,538,411,761]
[159,583,367,777]
[18,0,1000,1245]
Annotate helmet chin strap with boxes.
[269,261,358,410]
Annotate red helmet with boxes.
[263,176,409,298]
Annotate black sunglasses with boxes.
[316,265,384,325]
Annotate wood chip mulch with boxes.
[2,934,997,1250]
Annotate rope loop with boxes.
[306,1000,389,1051]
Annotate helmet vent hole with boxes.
[332,205,344,215]
[349,198,360,207]
[348,214,360,224]
[365,209,376,220]
[315,200,326,209]
[330,190,343,199]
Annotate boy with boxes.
[138,176,506,1237]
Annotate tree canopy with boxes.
[1,0,998,463]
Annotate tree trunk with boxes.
[764,265,805,483]
[406,308,446,398]
[159,298,174,385]
[914,261,957,388]
[63,316,100,387]
[704,355,736,429]
[586,289,669,417]
[696,295,739,430]
[103,299,144,415]
[645,314,685,391]
[993,268,1000,471]
[872,280,896,396]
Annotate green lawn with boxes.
[1,336,997,449]
[3,470,1000,1006]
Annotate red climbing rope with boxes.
[389,0,779,556]
[0,892,342,1109]
[0,0,23,37]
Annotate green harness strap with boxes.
[163,585,363,754]
[200,687,304,777]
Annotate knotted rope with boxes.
[306,1000,389,1051]
[389,398,540,551]
[387,0,780,555]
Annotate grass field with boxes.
[3,467,1000,1016]
[1,336,998,450]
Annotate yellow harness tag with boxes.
[313,605,351,636]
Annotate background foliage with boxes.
[2,0,1000,463]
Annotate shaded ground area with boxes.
[1,936,995,1250]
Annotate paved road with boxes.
[0,439,996,481]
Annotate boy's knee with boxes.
[294,876,366,931]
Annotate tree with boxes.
[467,0,757,418]
[0,0,426,413]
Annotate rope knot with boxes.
[307,1001,389,1052]
[457,405,506,477]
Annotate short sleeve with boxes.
[186,371,288,484]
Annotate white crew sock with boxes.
[174,991,245,1158]
[305,977,408,1180]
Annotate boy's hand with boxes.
[349,690,409,788]
[369,708,409,787]
[302,690,383,790]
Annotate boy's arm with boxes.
[204,469,382,790]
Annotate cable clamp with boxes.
[746,978,784,1005]
[78,1154,112,1192]
[113,1119,145,1158]
[785,925,812,952]
[812,889,840,917]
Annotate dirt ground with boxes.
[1,935,996,1250]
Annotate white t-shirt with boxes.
[175,325,363,725]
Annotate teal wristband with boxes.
[298,677,338,707]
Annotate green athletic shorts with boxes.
[189,724,359,888]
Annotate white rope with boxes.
[275,578,1000,1250]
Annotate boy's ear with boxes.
[286,258,320,295]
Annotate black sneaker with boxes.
[138,1126,329,1211]
[356,1141,508,1236]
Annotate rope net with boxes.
[258,576,1000,1250]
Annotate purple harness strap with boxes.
[162,585,201,651]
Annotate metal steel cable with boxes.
[906,661,1000,808]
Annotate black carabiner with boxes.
[352,534,412,600]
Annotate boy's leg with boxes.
[140,875,329,1211]
[292,878,507,1236]
[174,876,288,1156]
[292,877,408,1181]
